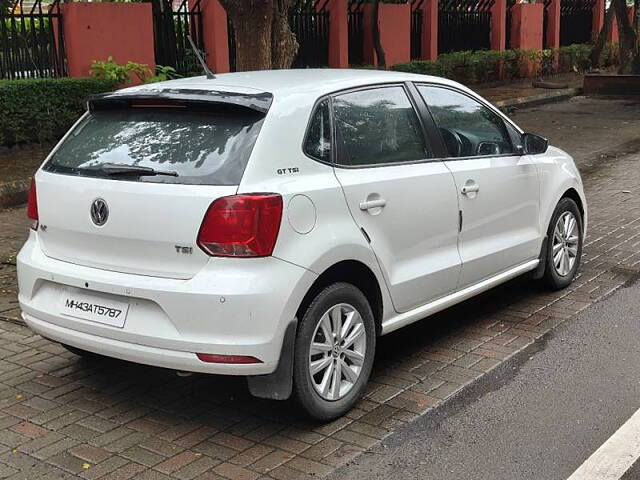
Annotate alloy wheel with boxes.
[308,303,367,401]
[552,211,579,277]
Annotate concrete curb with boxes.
[0,86,583,213]
[0,178,30,212]
[494,87,582,110]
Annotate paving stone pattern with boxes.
[0,151,638,479]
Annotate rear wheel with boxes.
[541,198,583,290]
[293,283,376,421]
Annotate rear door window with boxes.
[44,105,265,185]
[332,86,429,167]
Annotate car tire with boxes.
[541,197,583,290]
[61,344,102,360]
[292,282,376,422]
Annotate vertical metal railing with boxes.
[153,0,204,76]
[411,0,424,59]
[560,0,596,45]
[289,0,330,68]
[347,0,365,66]
[0,0,67,79]
[438,0,495,54]
[506,0,516,48]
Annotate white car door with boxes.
[416,85,541,289]
[330,85,461,313]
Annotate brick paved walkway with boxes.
[0,120,639,478]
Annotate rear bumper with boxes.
[17,234,316,375]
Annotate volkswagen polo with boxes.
[17,69,586,420]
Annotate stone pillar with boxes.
[592,0,605,40]
[545,0,560,49]
[201,0,230,73]
[326,0,349,68]
[61,3,155,81]
[511,3,544,50]
[362,3,411,67]
[421,0,438,60]
[491,0,507,51]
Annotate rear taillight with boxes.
[27,178,38,231]
[197,194,283,257]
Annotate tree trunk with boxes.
[590,4,615,68]
[271,0,298,68]
[220,0,299,71]
[612,0,639,73]
[372,0,386,68]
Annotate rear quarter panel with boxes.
[238,93,396,320]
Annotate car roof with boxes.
[117,68,458,100]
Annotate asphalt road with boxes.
[330,274,640,480]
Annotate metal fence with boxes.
[153,0,204,76]
[0,0,66,79]
[542,0,551,47]
[560,0,595,46]
[289,0,330,68]
[411,0,424,60]
[506,0,516,48]
[348,0,365,66]
[438,0,494,54]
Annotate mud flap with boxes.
[531,235,548,280]
[247,320,297,400]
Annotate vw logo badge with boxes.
[90,198,109,226]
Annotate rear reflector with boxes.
[27,178,38,230]
[196,353,262,364]
[197,194,283,257]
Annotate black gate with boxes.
[348,0,365,66]
[0,0,66,79]
[560,0,595,46]
[542,0,552,47]
[438,0,494,54]
[506,0,516,48]
[289,0,330,68]
[411,0,424,59]
[153,0,204,76]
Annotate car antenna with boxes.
[187,36,215,79]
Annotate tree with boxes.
[610,0,640,73]
[372,0,386,68]
[219,0,299,71]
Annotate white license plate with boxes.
[60,287,129,328]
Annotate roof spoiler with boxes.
[86,88,273,114]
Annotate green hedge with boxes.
[391,43,619,84]
[0,77,117,146]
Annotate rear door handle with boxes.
[461,184,480,195]
[359,199,386,210]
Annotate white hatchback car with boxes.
[18,69,586,420]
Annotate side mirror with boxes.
[522,133,549,155]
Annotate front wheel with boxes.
[541,197,583,290]
[292,283,376,421]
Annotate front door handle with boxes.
[359,198,386,210]
[461,183,480,195]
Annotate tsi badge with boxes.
[90,198,109,226]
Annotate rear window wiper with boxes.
[99,163,179,177]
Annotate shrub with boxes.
[90,56,152,84]
[391,43,604,84]
[0,77,117,146]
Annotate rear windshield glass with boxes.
[44,105,265,185]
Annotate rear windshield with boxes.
[44,105,265,185]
